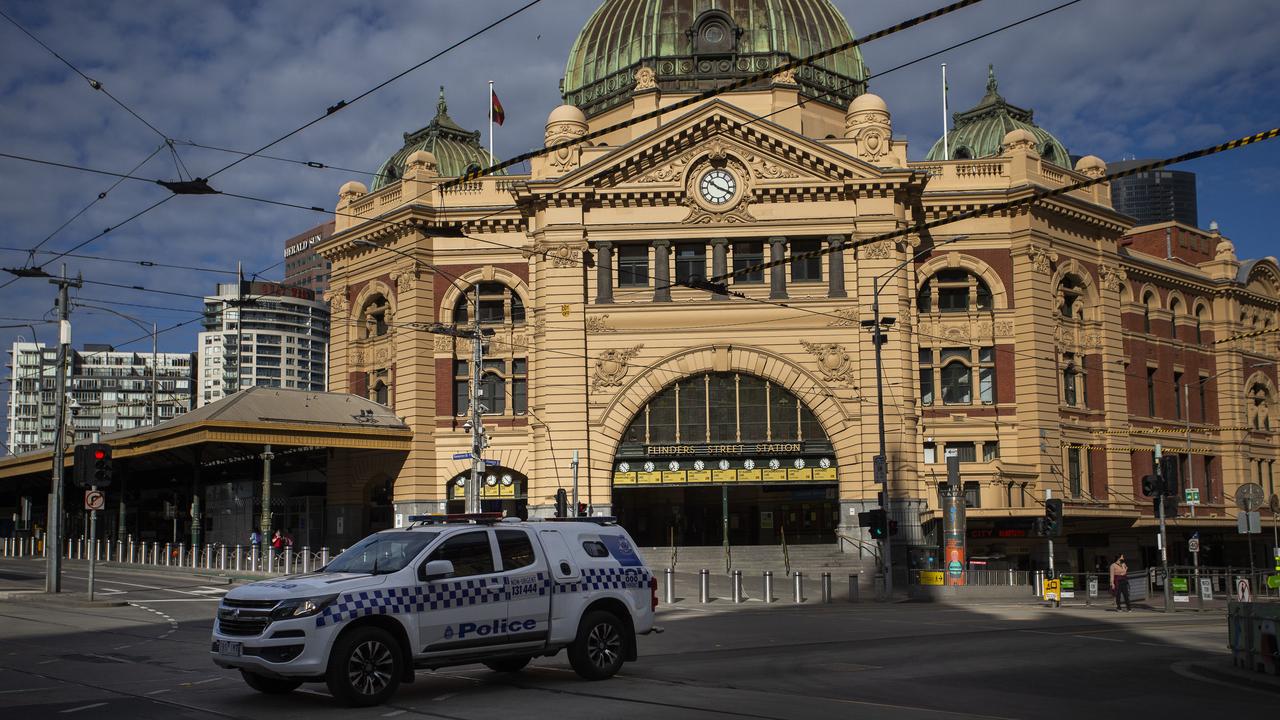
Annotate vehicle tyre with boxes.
[568,610,626,680]
[240,670,302,694]
[483,656,532,673]
[325,626,402,707]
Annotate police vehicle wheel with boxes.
[483,656,531,673]
[326,626,402,707]
[568,611,625,680]
[240,670,302,694]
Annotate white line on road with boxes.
[121,598,220,603]
[60,703,107,714]
[1071,635,1124,642]
[144,689,171,696]
[0,687,58,694]
[382,711,407,717]
[62,574,214,597]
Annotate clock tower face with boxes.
[698,168,737,206]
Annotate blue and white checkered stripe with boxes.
[316,576,507,628]
[555,567,651,595]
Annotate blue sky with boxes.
[0,0,1276,400]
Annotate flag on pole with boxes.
[491,87,505,126]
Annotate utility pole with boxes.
[47,265,82,593]
[871,276,892,598]
[260,444,274,537]
[1155,443,1171,612]
[1045,488,1055,578]
[150,321,158,426]
[468,287,485,515]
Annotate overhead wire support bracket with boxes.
[156,178,218,195]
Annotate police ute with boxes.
[211,514,660,706]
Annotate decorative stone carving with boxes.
[682,195,756,225]
[771,67,797,85]
[858,239,895,260]
[529,317,546,336]
[586,314,617,334]
[1098,263,1126,292]
[544,105,588,174]
[826,307,859,327]
[703,139,730,162]
[592,345,643,391]
[1026,244,1058,274]
[942,324,970,342]
[547,244,582,268]
[637,148,697,184]
[373,343,392,366]
[744,153,800,180]
[328,285,349,315]
[433,335,454,352]
[352,348,365,367]
[633,66,657,91]
[800,340,855,385]
[994,320,1014,337]
[843,93,893,164]
[391,265,416,294]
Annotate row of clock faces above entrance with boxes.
[617,457,833,473]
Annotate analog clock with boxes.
[768,458,781,470]
[699,168,737,205]
[618,462,630,473]
[693,459,706,471]
[819,457,832,469]
[643,461,655,473]
[793,458,806,469]
[743,459,755,470]
[668,460,680,472]
[718,459,731,471]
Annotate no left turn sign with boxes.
[84,489,105,511]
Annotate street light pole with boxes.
[47,265,82,593]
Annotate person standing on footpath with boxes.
[1110,554,1132,611]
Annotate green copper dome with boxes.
[371,88,503,190]
[563,0,868,117]
[925,66,1069,166]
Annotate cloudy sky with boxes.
[1,0,1277,434]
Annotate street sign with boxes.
[1237,511,1262,534]
[1199,577,1213,601]
[451,452,472,460]
[84,489,104,511]
[484,459,500,467]
[1188,538,1200,553]
[1236,483,1265,512]
[1236,577,1252,602]
[920,571,944,586]
[1184,488,1200,505]
[1043,578,1061,602]
[1087,576,1099,598]
[947,560,963,577]
[873,455,887,484]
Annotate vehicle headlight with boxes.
[270,594,338,620]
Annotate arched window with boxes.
[1169,298,1181,340]
[1142,292,1155,334]
[1059,275,1085,320]
[1194,305,1205,344]
[453,282,525,326]
[359,294,390,339]
[953,146,973,160]
[917,269,992,313]
[621,373,825,445]
[1250,383,1273,431]
[454,358,527,417]
[940,358,972,405]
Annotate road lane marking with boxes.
[1071,635,1123,642]
[60,703,107,714]
[62,574,214,597]
[121,598,220,603]
[382,711,407,717]
[0,687,58,694]
[145,689,171,695]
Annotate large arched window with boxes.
[622,373,825,445]
[917,269,992,313]
[1250,382,1273,431]
[359,294,390,339]
[1142,291,1155,334]
[1059,275,1086,320]
[1169,297,1181,340]
[453,282,525,326]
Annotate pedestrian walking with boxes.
[1110,554,1131,611]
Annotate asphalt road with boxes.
[0,557,1273,719]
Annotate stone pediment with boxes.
[535,100,907,197]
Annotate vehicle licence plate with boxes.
[217,640,242,657]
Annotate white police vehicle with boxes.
[211,515,659,706]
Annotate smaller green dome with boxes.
[925,66,1069,166]
[372,87,503,190]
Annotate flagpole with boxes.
[488,80,494,162]
[941,63,950,160]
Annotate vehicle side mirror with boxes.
[421,559,454,582]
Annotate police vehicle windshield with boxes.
[323,531,438,575]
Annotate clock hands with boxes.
[710,177,731,194]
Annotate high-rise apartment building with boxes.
[5,342,195,455]
[197,281,330,407]
[283,220,335,295]
[1107,158,1198,227]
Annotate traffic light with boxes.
[859,508,888,539]
[889,519,899,536]
[577,502,588,517]
[1043,498,1063,536]
[1161,456,1180,497]
[72,443,113,488]
[555,489,567,518]
[1141,474,1159,498]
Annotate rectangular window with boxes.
[708,374,737,442]
[512,358,527,415]
[790,239,822,282]
[617,245,649,287]
[769,385,799,441]
[454,361,469,416]
[1147,367,1157,416]
[938,286,969,312]
[1067,448,1083,497]
[648,389,677,443]
[1063,367,1078,406]
[920,369,935,406]
[732,242,764,283]
[1199,376,1208,423]
[944,442,976,462]
[1173,372,1183,420]
[675,243,707,284]
[678,378,707,443]
[979,367,995,404]
[963,481,981,508]
[496,529,536,571]
[923,442,937,464]
[982,441,1000,462]
[738,379,768,441]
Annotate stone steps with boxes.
[637,545,877,575]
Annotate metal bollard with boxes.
[320,547,330,567]
[732,569,743,603]
[764,571,774,603]
[250,547,258,573]
[128,541,136,564]
[219,545,227,571]
[1034,570,1044,597]
[848,573,860,602]
[821,572,832,603]
[699,568,710,603]
[284,550,293,575]
[302,547,311,574]
[267,550,276,574]
[793,571,804,603]
[164,543,172,566]
[177,543,185,568]
[664,568,675,604]
[235,546,244,572]
[203,544,211,569]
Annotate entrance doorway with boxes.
[614,484,837,547]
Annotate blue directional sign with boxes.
[484,459,500,467]
[452,452,472,460]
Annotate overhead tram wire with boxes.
[173,139,380,178]
[0,245,239,276]
[203,0,545,182]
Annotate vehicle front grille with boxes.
[217,599,277,637]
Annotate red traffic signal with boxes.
[93,449,106,460]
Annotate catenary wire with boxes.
[0,245,239,276]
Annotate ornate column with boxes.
[595,241,613,304]
[769,236,788,300]
[827,234,847,298]
[710,238,729,301]
[653,240,671,303]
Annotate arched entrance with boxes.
[611,372,839,547]
[445,467,529,519]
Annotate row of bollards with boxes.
[669,568,857,604]
[1,537,340,578]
